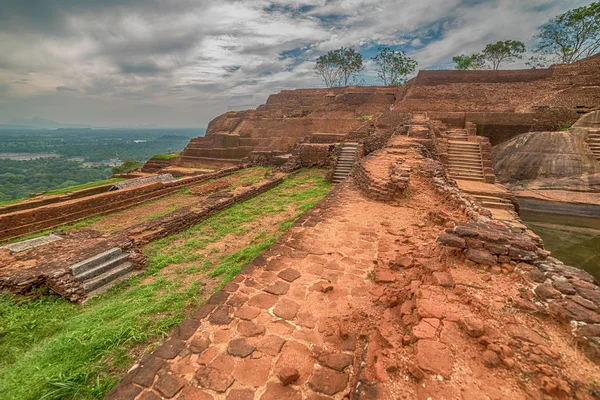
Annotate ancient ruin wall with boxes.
[0,167,240,241]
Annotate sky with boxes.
[0,0,593,128]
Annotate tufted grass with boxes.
[0,168,330,400]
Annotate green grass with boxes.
[0,169,331,400]
[150,152,180,160]
[0,178,126,207]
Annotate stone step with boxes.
[481,200,514,210]
[449,170,484,179]
[448,144,480,150]
[447,150,481,155]
[449,167,484,175]
[447,160,482,167]
[75,253,131,282]
[450,175,484,182]
[448,140,479,145]
[473,194,511,203]
[70,248,123,276]
[448,153,482,159]
[83,262,134,293]
[85,270,141,301]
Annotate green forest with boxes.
[0,128,204,203]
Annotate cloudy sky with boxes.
[0,0,592,128]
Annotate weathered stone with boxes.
[572,295,598,311]
[374,269,396,283]
[154,373,186,398]
[484,242,508,255]
[552,281,576,295]
[190,337,211,354]
[307,369,349,395]
[407,364,425,380]
[527,269,546,283]
[278,268,301,282]
[273,299,300,320]
[138,391,161,400]
[508,247,537,262]
[549,300,600,324]
[233,357,272,387]
[264,281,290,295]
[437,233,466,248]
[260,382,302,400]
[482,350,501,368]
[195,366,234,393]
[209,306,232,325]
[248,293,278,309]
[257,335,286,356]
[465,248,496,266]
[132,357,164,387]
[237,320,266,337]
[412,319,437,340]
[226,389,255,400]
[576,287,600,305]
[105,383,142,400]
[154,339,186,360]
[228,338,255,357]
[535,284,563,300]
[207,290,230,305]
[433,271,454,287]
[278,367,300,385]
[235,305,261,320]
[179,386,214,400]
[454,226,478,237]
[577,324,600,337]
[460,316,485,338]
[176,319,200,340]
[317,353,354,372]
[415,340,453,377]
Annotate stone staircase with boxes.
[587,131,600,161]
[70,248,134,298]
[447,139,485,182]
[472,194,514,210]
[332,143,358,184]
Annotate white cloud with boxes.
[0,0,593,127]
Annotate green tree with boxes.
[452,53,486,70]
[481,40,526,70]
[535,1,600,64]
[315,47,364,87]
[452,40,525,70]
[372,47,418,85]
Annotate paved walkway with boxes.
[108,151,600,399]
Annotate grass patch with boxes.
[150,152,180,160]
[0,169,331,400]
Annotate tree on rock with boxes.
[452,40,525,70]
[315,47,364,87]
[372,47,418,85]
[452,54,486,70]
[480,40,526,70]
[535,1,600,64]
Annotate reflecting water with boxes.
[520,210,600,281]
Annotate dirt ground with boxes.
[110,155,600,399]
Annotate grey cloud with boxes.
[56,86,77,91]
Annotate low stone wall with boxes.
[438,222,600,364]
[0,167,241,241]
[141,158,172,173]
[125,176,286,245]
[297,144,333,168]
[354,151,411,202]
[0,184,115,215]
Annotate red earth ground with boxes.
[108,147,600,400]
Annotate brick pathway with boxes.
[107,180,431,399]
